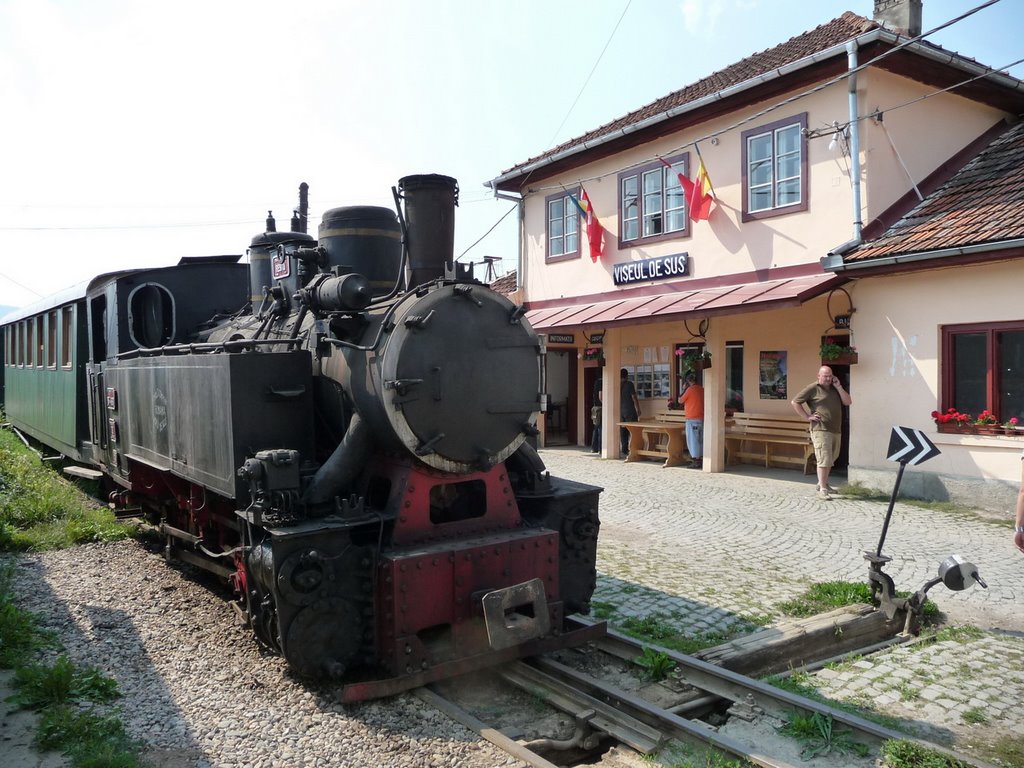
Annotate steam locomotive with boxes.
[0,175,602,700]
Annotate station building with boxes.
[487,0,1024,510]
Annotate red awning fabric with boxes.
[525,273,842,332]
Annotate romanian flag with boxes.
[571,187,604,262]
[662,155,716,224]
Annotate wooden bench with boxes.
[724,413,815,475]
[618,413,688,467]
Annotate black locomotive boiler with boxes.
[0,175,602,700]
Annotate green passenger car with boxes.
[1,285,90,460]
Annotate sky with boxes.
[1,0,1021,310]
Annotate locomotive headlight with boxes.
[305,273,373,313]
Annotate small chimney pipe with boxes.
[872,0,922,37]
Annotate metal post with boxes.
[876,461,906,557]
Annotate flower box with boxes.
[821,351,858,366]
[936,423,1019,436]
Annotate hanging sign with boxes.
[613,253,689,286]
[834,314,851,329]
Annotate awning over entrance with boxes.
[525,272,843,332]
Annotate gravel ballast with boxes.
[7,541,526,768]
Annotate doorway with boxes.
[545,350,572,445]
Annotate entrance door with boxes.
[830,364,851,472]
[582,364,603,448]
[545,350,571,445]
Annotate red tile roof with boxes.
[497,12,877,181]
[844,120,1024,263]
[489,270,518,295]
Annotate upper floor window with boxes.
[942,321,1024,424]
[545,191,579,263]
[741,113,808,221]
[618,154,689,246]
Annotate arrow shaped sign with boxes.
[887,425,941,465]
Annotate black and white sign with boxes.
[612,253,689,286]
[548,333,575,344]
[886,426,940,465]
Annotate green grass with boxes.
[880,739,971,768]
[0,565,56,668]
[776,580,939,621]
[635,647,676,681]
[776,580,873,617]
[657,743,756,768]
[839,483,965,513]
[777,711,870,760]
[0,427,133,551]
[9,655,120,710]
[763,671,905,731]
[617,613,744,655]
[0,586,143,768]
[932,624,984,643]
[37,706,143,768]
[0,427,144,767]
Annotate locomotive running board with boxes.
[339,619,607,703]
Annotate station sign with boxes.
[613,253,688,286]
[548,333,575,344]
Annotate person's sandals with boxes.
[817,486,832,500]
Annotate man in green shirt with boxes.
[791,366,852,500]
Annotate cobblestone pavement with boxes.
[539,447,1024,764]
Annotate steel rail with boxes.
[413,686,561,768]
[524,656,802,768]
[571,618,995,768]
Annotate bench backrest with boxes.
[653,410,688,424]
[728,413,810,438]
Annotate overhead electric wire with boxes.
[0,270,43,298]
[545,0,633,150]
[457,203,518,261]
[522,0,1011,194]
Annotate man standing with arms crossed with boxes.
[792,366,852,500]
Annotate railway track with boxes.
[418,618,994,768]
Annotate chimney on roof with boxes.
[873,0,922,37]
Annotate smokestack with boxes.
[398,174,459,287]
[873,0,922,37]
[298,182,309,234]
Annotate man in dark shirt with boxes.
[620,367,640,458]
[791,365,852,500]
[591,379,603,453]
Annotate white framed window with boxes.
[545,191,579,262]
[619,154,689,245]
[742,113,808,221]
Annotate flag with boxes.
[571,187,604,262]
[660,155,716,224]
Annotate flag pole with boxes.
[692,142,717,198]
